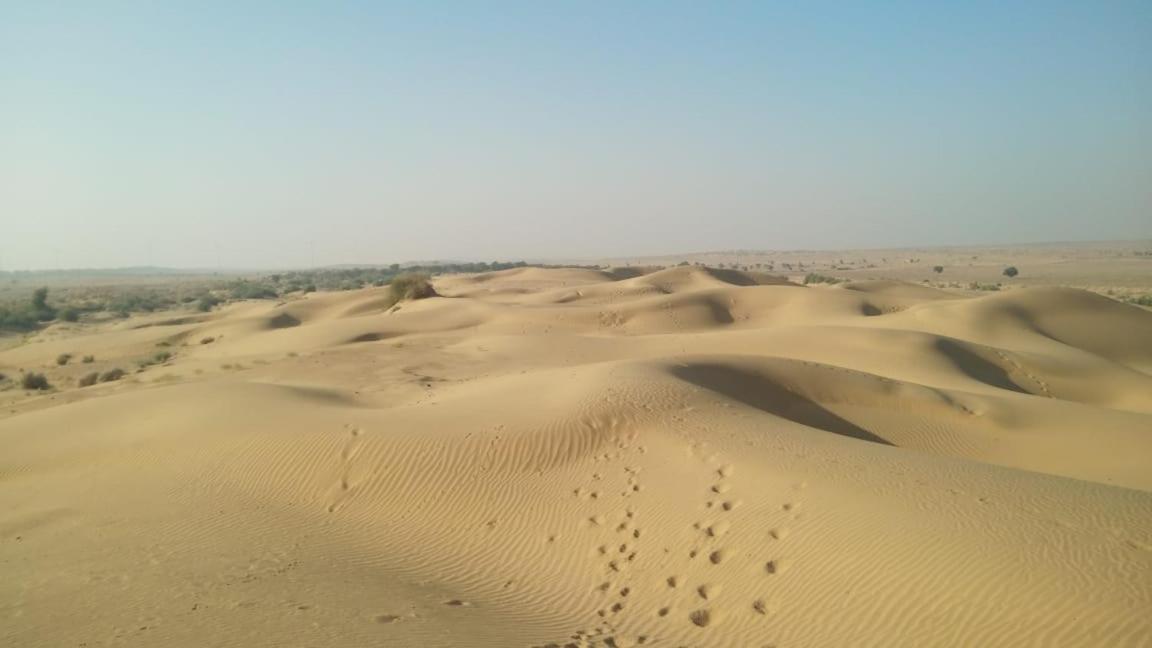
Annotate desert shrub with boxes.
[968,282,1001,291]
[200,336,215,344]
[388,273,438,303]
[99,368,126,382]
[1124,294,1152,307]
[227,281,279,300]
[933,266,944,274]
[0,305,40,331]
[56,353,72,366]
[78,372,99,387]
[22,372,51,390]
[60,308,80,322]
[82,355,95,363]
[106,290,173,316]
[803,273,842,285]
[139,351,172,368]
[196,295,222,312]
[1003,266,1019,278]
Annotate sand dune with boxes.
[2,268,1151,647]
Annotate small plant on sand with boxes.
[99,368,126,382]
[1003,266,1019,278]
[56,353,73,366]
[82,355,95,363]
[138,351,173,368]
[933,266,944,274]
[200,336,215,345]
[78,372,100,387]
[803,273,842,285]
[388,273,438,305]
[22,372,51,391]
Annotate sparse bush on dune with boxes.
[82,355,95,363]
[99,368,126,382]
[388,273,438,305]
[22,372,51,391]
[968,282,1001,291]
[1003,266,1019,278]
[933,266,944,274]
[803,273,842,285]
[138,351,173,368]
[78,372,99,387]
[56,353,72,366]
[200,336,215,344]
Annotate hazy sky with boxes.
[3,2,1150,270]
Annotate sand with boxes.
[2,265,1150,647]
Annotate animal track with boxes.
[689,608,713,627]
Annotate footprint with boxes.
[721,500,741,511]
[764,560,787,575]
[711,484,731,494]
[443,599,470,607]
[717,465,734,478]
[689,609,713,627]
[706,521,730,538]
[708,550,726,565]
[770,528,789,540]
[374,614,401,624]
[697,584,719,600]
[666,576,679,588]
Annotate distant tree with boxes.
[933,266,944,274]
[1003,266,1019,278]
[31,287,49,310]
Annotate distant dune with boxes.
[2,266,1150,647]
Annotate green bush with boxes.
[1003,266,1019,278]
[227,281,279,300]
[196,295,222,312]
[22,372,51,390]
[388,273,438,304]
[60,308,80,322]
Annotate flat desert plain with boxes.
[2,265,1151,647]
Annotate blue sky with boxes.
[2,1,1149,269]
